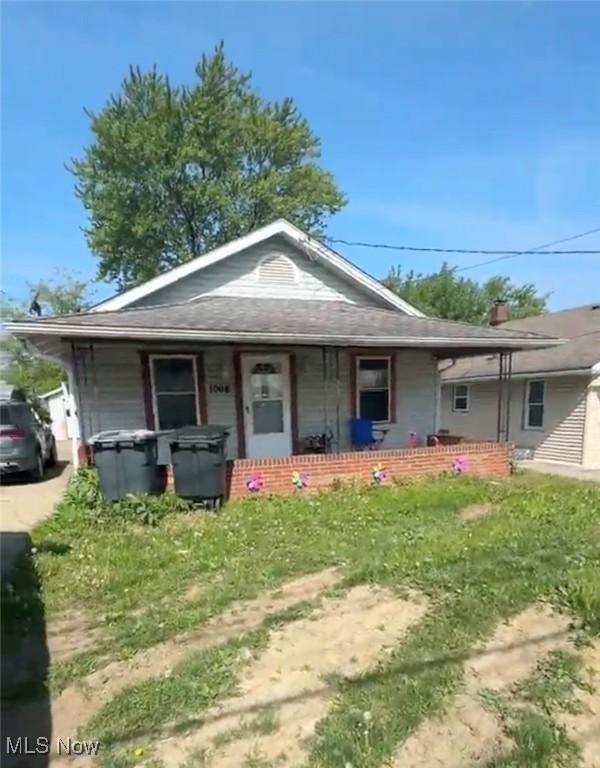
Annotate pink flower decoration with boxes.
[452,456,467,474]
[246,473,264,492]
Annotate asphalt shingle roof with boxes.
[13,297,561,352]
[442,304,600,380]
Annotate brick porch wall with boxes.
[225,441,512,498]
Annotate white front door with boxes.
[241,353,292,458]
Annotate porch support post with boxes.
[289,353,299,454]
[496,353,503,441]
[232,352,246,459]
[496,351,512,442]
[322,347,329,444]
[334,347,341,452]
[67,345,82,468]
[139,351,155,429]
[505,352,513,441]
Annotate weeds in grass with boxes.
[87,630,268,745]
[10,472,600,768]
[480,646,592,768]
[28,474,492,677]
[181,749,210,767]
[212,706,280,749]
[516,650,593,715]
[242,748,275,767]
[496,710,578,768]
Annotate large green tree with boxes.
[1,273,93,395]
[383,263,548,324]
[70,44,346,290]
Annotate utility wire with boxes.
[325,226,600,263]
[456,227,600,272]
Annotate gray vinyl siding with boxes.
[203,348,238,459]
[295,348,437,451]
[441,375,589,466]
[582,375,600,469]
[72,343,238,460]
[72,344,146,440]
[533,379,587,464]
[72,342,438,459]
[129,236,385,309]
[441,382,499,442]
[393,350,438,445]
[294,348,351,450]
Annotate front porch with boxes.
[73,342,441,461]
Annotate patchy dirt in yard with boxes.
[46,569,340,758]
[151,584,428,768]
[181,583,206,604]
[46,611,103,663]
[461,503,496,523]
[391,605,574,768]
[557,641,600,768]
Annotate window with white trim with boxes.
[452,384,470,412]
[525,380,545,429]
[150,355,200,430]
[356,356,391,422]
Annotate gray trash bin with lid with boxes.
[90,429,166,501]
[169,425,229,504]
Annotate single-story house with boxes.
[6,220,562,490]
[441,304,600,469]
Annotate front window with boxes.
[356,356,391,422]
[150,356,200,430]
[525,380,545,429]
[452,384,470,412]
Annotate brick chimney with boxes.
[490,299,508,326]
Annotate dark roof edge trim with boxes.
[442,366,593,383]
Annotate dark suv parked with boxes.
[0,392,57,481]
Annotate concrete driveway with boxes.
[0,441,72,578]
[518,459,600,483]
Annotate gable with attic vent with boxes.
[129,236,389,308]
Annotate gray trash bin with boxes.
[90,430,166,501]
[169,425,229,505]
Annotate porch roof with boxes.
[6,297,563,354]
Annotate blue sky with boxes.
[2,1,599,310]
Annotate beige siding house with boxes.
[7,220,558,464]
[441,305,600,469]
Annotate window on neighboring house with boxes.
[150,355,200,430]
[452,384,470,412]
[525,380,545,429]
[356,356,392,422]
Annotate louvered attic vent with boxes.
[257,254,297,284]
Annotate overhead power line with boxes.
[456,227,600,272]
[325,226,600,264]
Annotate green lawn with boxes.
[2,469,599,768]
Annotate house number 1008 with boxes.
[209,384,230,394]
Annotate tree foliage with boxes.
[70,43,346,290]
[383,263,548,324]
[1,273,93,396]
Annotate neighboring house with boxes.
[6,220,559,464]
[441,304,600,469]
